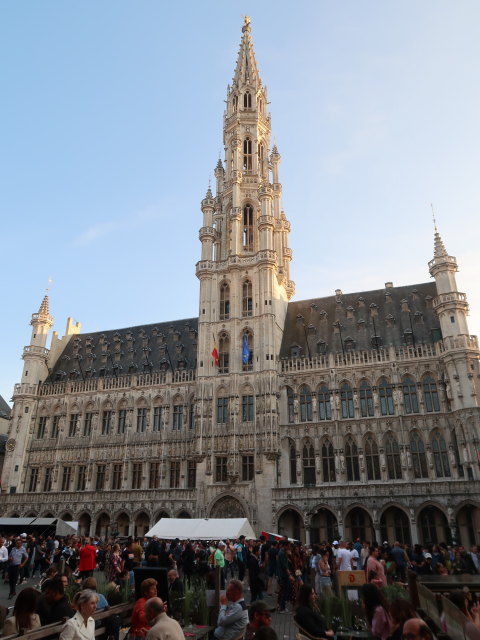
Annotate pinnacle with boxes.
[232,16,261,89]
[433,229,448,259]
[38,294,49,315]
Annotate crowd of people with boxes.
[0,530,479,640]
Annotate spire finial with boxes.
[431,203,437,231]
[242,15,251,32]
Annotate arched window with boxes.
[423,375,440,412]
[431,431,451,477]
[403,376,419,414]
[242,330,253,372]
[242,279,253,316]
[340,383,354,418]
[410,432,428,479]
[385,434,402,479]
[365,435,381,480]
[218,332,229,374]
[232,94,238,112]
[289,443,297,484]
[242,205,254,250]
[303,443,316,487]
[345,438,360,481]
[219,282,230,320]
[379,378,395,415]
[299,385,312,422]
[258,97,263,113]
[243,137,253,171]
[243,91,252,109]
[322,440,336,482]
[359,380,374,417]
[317,385,331,420]
[287,387,295,423]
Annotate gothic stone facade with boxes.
[2,19,480,546]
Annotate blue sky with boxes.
[1,1,480,404]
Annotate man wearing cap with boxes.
[243,601,272,640]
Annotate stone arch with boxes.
[8,512,20,518]
[59,511,73,521]
[134,511,151,537]
[177,510,192,519]
[25,511,38,518]
[379,504,411,545]
[209,494,247,519]
[42,512,55,518]
[455,502,480,546]
[113,511,130,537]
[78,512,92,536]
[95,512,111,538]
[344,505,375,543]
[417,503,450,545]
[310,506,338,544]
[277,506,305,543]
[153,510,170,522]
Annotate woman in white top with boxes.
[59,589,99,640]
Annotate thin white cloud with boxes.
[73,205,164,247]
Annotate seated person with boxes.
[82,577,109,609]
[244,601,272,640]
[214,579,248,640]
[295,584,333,639]
[36,577,75,626]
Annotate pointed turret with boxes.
[428,224,478,409]
[433,228,448,259]
[232,16,262,91]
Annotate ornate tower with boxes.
[21,294,53,385]
[196,16,294,379]
[194,18,294,524]
[429,227,480,410]
[1,294,53,494]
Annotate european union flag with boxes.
[242,334,250,364]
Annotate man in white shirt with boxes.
[336,541,353,571]
[348,542,359,569]
[0,538,8,579]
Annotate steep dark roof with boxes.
[47,318,198,383]
[0,396,11,419]
[280,281,439,359]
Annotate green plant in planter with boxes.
[317,593,355,628]
[184,576,209,626]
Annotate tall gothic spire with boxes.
[232,16,262,90]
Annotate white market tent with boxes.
[146,518,256,541]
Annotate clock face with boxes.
[6,439,15,452]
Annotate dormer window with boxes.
[290,345,301,359]
[232,94,238,112]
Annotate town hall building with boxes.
[2,18,480,546]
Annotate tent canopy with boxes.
[0,517,78,536]
[146,518,256,541]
